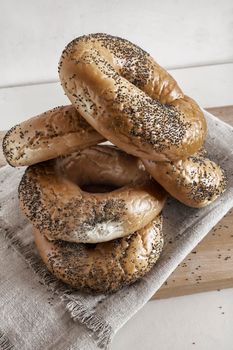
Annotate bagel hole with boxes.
[80,183,119,193]
[86,243,97,249]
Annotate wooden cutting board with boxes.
[0,106,232,299]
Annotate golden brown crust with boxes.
[142,152,226,208]
[33,215,164,293]
[2,105,104,167]
[19,145,166,243]
[59,33,207,161]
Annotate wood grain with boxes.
[0,106,232,299]
[154,208,233,299]
[153,105,233,299]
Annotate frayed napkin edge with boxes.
[1,223,112,350]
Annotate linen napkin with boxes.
[0,110,233,350]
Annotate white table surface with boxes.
[0,63,232,350]
[1,1,233,348]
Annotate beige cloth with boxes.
[0,110,233,350]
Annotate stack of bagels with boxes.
[3,34,226,293]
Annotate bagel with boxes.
[59,33,207,161]
[142,151,226,208]
[19,145,166,243]
[3,105,104,167]
[33,215,163,293]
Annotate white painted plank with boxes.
[1,0,233,87]
[171,63,233,108]
[0,63,232,130]
[112,288,233,350]
[0,82,68,130]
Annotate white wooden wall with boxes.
[1,0,233,87]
